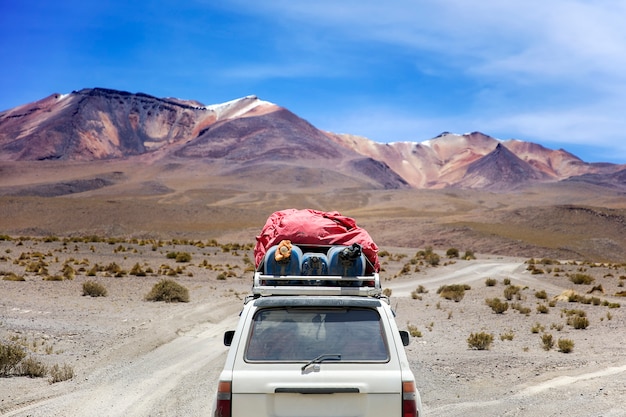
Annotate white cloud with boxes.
[218,62,330,80]
[225,0,626,86]
[479,102,626,148]
[213,0,626,162]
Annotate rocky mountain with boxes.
[454,143,550,190]
[326,131,625,189]
[1,88,624,190]
[0,89,263,161]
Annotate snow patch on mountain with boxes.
[204,95,275,120]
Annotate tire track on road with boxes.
[387,260,525,297]
[3,314,238,417]
[426,364,626,417]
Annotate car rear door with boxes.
[230,298,403,417]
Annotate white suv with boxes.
[213,246,423,417]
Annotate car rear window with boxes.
[245,307,388,362]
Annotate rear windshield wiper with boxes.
[301,353,341,372]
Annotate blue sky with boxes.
[2,0,626,163]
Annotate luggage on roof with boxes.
[254,209,379,274]
[328,243,366,276]
[263,240,303,275]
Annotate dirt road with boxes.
[3,314,236,417]
[2,249,625,417]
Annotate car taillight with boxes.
[402,380,418,417]
[215,380,231,417]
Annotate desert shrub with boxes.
[43,274,64,281]
[82,281,108,297]
[407,323,422,337]
[575,295,601,305]
[19,356,48,378]
[399,263,412,274]
[2,272,25,281]
[414,285,428,294]
[531,322,545,333]
[485,278,497,287]
[510,302,531,316]
[145,279,190,303]
[541,333,554,351]
[503,278,511,286]
[0,342,27,376]
[415,247,440,266]
[550,323,564,331]
[382,288,392,297]
[437,284,469,302]
[569,273,594,285]
[49,363,74,384]
[503,285,521,301]
[446,248,459,258]
[535,290,548,299]
[568,292,582,302]
[500,331,514,341]
[563,308,586,317]
[588,284,604,294]
[467,332,493,350]
[557,338,575,353]
[26,260,48,275]
[175,252,192,263]
[113,244,127,253]
[105,262,123,274]
[567,315,589,329]
[536,304,550,314]
[62,265,75,280]
[242,254,254,267]
[485,297,509,314]
[129,263,147,276]
[426,252,440,266]
[463,250,476,260]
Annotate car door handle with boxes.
[275,387,360,394]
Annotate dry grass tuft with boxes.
[49,363,74,384]
[437,284,470,302]
[82,281,108,297]
[467,332,493,350]
[145,279,190,303]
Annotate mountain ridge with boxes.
[1,88,624,191]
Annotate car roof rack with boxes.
[252,272,382,297]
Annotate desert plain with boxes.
[1,160,626,416]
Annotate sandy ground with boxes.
[1,239,625,416]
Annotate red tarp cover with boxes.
[254,208,379,273]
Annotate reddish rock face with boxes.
[326,131,624,189]
[1,88,623,190]
[0,88,222,161]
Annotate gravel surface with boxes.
[1,240,625,416]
